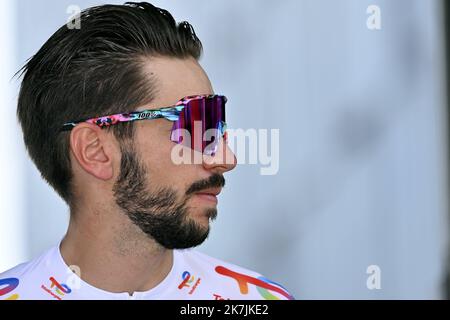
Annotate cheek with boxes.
[136,125,198,191]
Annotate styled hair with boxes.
[16,2,202,205]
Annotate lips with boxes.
[193,188,221,204]
[195,187,222,197]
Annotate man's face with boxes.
[112,57,236,249]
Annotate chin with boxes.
[188,207,217,222]
[189,213,212,230]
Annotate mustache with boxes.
[185,174,225,196]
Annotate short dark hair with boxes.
[16,2,203,205]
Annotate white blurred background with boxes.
[0,0,448,299]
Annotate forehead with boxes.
[140,56,214,110]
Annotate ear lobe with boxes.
[70,124,114,181]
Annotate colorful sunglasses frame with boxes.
[60,94,226,132]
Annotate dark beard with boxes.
[112,142,224,249]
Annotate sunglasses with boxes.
[60,94,227,155]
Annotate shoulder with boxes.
[174,249,295,300]
[0,247,57,300]
[0,262,28,300]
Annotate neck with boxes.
[60,206,173,295]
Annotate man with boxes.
[0,2,293,300]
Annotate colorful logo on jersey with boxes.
[215,266,294,300]
[41,277,72,300]
[0,278,20,300]
[178,271,201,295]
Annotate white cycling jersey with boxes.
[0,244,294,300]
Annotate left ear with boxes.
[69,123,116,181]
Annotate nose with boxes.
[202,137,237,174]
